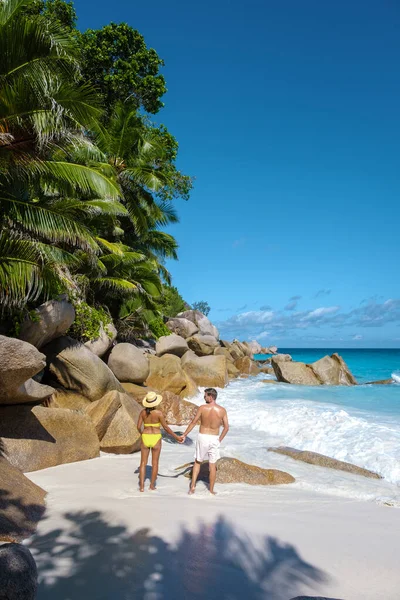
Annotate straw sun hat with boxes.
[142,391,163,408]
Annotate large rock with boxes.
[84,322,117,357]
[187,334,219,356]
[47,388,91,411]
[271,353,292,362]
[177,310,219,339]
[145,354,187,395]
[85,391,122,440]
[165,317,198,339]
[228,341,245,361]
[234,356,259,376]
[156,334,189,358]
[0,457,46,542]
[235,340,252,357]
[0,336,54,405]
[260,365,274,375]
[43,336,124,401]
[184,457,295,485]
[227,362,240,379]
[265,346,278,354]
[248,340,262,355]
[0,543,38,600]
[18,298,75,349]
[180,371,199,399]
[108,343,150,384]
[120,382,156,403]
[181,351,228,388]
[0,405,100,472]
[311,354,357,385]
[158,391,198,425]
[99,393,142,454]
[269,447,382,479]
[213,347,234,363]
[272,359,320,385]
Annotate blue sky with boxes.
[76,0,400,347]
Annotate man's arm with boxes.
[219,410,229,443]
[159,413,183,442]
[182,406,203,438]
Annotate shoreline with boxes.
[26,444,400,600]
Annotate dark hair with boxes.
[204,387,217,400]
[145,407,155,416]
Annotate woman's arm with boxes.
[159,413,182,442]
[137,410,144,433]
[181,406,203,439]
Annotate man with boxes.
[182,387,229,495]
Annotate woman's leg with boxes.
[150,439,162,490]
[139,442,150,492]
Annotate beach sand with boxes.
[26,438,400,600]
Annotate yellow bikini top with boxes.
[144,423,161,427]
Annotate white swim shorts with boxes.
[195,433,220,464]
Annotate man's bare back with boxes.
[198,403,227,436]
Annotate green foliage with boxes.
[79,23,166,114]
[68,301,112,342]
[31,0,77,29]
[192,300,210,316]
[148,317,171,339]
[156,285,187,317]
[0,0,190,341]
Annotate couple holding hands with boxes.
[137,387,229,495]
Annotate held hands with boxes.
[176,434,186,444]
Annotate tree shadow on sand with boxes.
[28,511,336,600]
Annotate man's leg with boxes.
[189,460,202,494]
[209,462,217,495]
[150,440,161,490]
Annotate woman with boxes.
[137,391,183,492]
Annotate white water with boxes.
[191,376,400,506]
[392,371,400,384]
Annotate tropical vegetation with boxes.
[0,0,192,340]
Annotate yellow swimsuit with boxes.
[142,423,162,448]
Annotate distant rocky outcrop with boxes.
[181,457,295,486]
[0,336,54,405]
[272,353,357,386]
[311,354,357,385]
[269,447,382,479]
[272,358,320,385]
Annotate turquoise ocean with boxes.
[210,348,400,504]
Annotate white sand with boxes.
[26,439,400,600]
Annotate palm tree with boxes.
[0,0,123,311]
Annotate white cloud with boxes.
[352,334,363,340]
[301,306,340,321]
